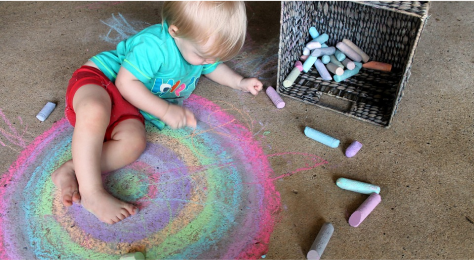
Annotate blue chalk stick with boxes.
[309,27,319,39]
[304,126,340,148]
[335,50,346,62]
[303,55,318,73]
[336,178,381,194]
[321,55,331,64]
[314,59,332,80]
[333,62,362,82]
[312,33,329,44]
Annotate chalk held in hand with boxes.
[336,177,380,194]
[304,126,340,148]
[36,102,56,122]
[349,192,381,227]
[120,252,145,260]
[266,86,285,108]
[307,222,334,260]
[345,140,363,157]
[283,61,303,88]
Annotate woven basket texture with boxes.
[277,1,430,127]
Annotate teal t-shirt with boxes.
[90,22,220,130]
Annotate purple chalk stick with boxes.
[345,140,363,157]
[266,86,285,108]
[349,193,381,227]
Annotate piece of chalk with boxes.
[334,50,346,62]
[314,59,332,81]
[303,47,310,56]
[309,27,319,39]
[341,58,356,70]
[310,47,336,57]
[329,55,344,68]
[333,62,362,82]
[304,126,340,148]
[321,55,330,64]
[36,102,56,122]
[312,33,329,44]
[303,55,318,73]
[336,42,362,62]
[345,140,363,157]
[283,62,303,88]
[326,63,344,76]
[266,86,285,108]
[306,41,322,50]
[342,39,370,63]
[120,252,145,260]
[300,55,309,61]
[349,193,381,227]
[307,223,334,260]
[362,61,392,72]
[336,178,380,194]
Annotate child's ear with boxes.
[168,25,179,37]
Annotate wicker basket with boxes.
[276,1,430,127]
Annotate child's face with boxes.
[173,36,217,66]
[169,25,217,66]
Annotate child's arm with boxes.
[204,63,263,95]
[115,67,196,129]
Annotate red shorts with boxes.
[65,65,145,141]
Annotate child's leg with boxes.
[53,83,146,224]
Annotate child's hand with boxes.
[162,103,197,129]
[238,77,263,96]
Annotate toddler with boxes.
[52,1,263,224]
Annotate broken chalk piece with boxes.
[345,140,363,157]
[349,193,382,227]
[314,59,333,81]
[336,42,362,62]
[336,177,380,194]
[266,86,285,108]
[362,61,392,72]
[120,252,145,260]
[36,102,56,122]
[326,63,344,76]
[342,39,370,63]
[307,222,334,260]
[333,62,362,82]
[283,61,303,88]
[341,58,356,70]
[334,50,346,62]
[304,126,340,148]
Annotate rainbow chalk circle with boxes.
[342,39,370,63]
[266,86,285,108]
[336,42,362,62]
[120,252,145,260]
[307,223,334,260]
[309,27,319,38]
[326,63,344,76]
[304,126,340,148]
[306,41,322,50]
[341,58,356,70]
[345,140,363,157]
[333,62,362,83]
[310,47,336,58]
[36,102,56,122]
[349,193,382,227]
[314,59,332,81]
[283,61,303,88]
[336,178,380,194]
[362,61,392,72]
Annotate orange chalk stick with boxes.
[362,61,392,72]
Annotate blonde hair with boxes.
[162,1,247,61]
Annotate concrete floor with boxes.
[0,1,473,259]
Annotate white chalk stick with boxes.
[36,102,56,122]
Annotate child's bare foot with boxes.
[52,160,81,206]
[80,188,138,224]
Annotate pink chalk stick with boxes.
[266,86,285,108]
[349,193,381,227]
[295,61,303,71]
[336,42,362,62]
[300,55,309,61]
[345,140,363,157]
